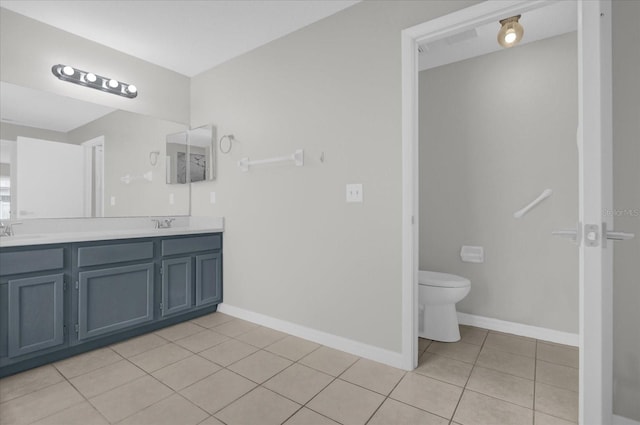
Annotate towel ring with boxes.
[219,134,234,154]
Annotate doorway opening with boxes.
[401,1,613,423]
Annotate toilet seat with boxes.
[418,271,470,288]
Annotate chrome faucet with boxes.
[151,218,175,229]
[0,221,22,237]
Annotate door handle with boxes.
[551,223,581,245]
[603,223,635,247]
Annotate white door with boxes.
[578,2,619,423]
[16,136,85,218]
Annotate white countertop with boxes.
[0,217,224,248]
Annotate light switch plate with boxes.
[110,196,116,206]
[210,192,216,204]
[346,183,363,203]
[169,193,175,204]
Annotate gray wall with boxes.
[190,0,477,352]
[0,8,189,124]
[419,33,579,333]
[612,1,640,421]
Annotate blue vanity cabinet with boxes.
[195,252,222,307]
[0,231,222,378]
[0,246,69,362]
[74,240,155,342]
[161,257,192,317]
[161,234,222,315]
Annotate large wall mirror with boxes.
[0,81,210,219]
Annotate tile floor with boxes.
[0,313,579,425]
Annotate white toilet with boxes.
[418,270,471,342]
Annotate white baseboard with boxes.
[217,303,407,370]
[614,414,640,425]
[457,312,579,347]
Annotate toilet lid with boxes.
[418,271,470,288]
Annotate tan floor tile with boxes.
[0,381,84,425]
[537,342,579,368]
[180,369,256,414]
[31,401,108,425]
[264,363,333,404]
[174,330,229,353]
[119,393,209,425]
[199,339,259,366]
[283,407,339,425]
[0,365,64,403]
[235,326,288,348]
[484,332,536,357]
[111,333,168,358]
[419,337,432,354]
[190,312,235,329]
[414,352,473,387]
[476,346,535,379]
[426,341,481,364]
[88,375,173,423]
[453,390,533,425]
[535,382,578,422]
[307,379,384,425]
[390,372,462,419]
[129,343,192,373]
[536,360,579,392]
[299,346,359,376]
[69,359,146,398]
[152,355,221,391]
[466,366,534,408]
[212,318,259,337]
[265,335,320,361]
[535,411,577,425]
[54,347,122,379]
[155,321,206,341]
[228,349,292,383]
[459,325,488,346]
[198,416,226,425]
[368,398,449,425]
[215,387,300,425]
[340,358,405,395]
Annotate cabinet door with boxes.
[161,257,192,317]
[78,263,154,341]
[8,274,64,358]
[195,253,222,307]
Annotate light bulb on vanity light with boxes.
[85,72,97,82]
[127,84,137,94]
[62,65,74,76]
[108,79,119,88]
[498,15,524,48]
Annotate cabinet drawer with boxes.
[77,242,154,267]
[0,249,64,276]
[161,234,221,256]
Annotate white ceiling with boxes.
[419,1,577,71]
[0,0,360,77]
[0,0,578,133]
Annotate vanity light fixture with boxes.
[51,64,138,98]
[497,15,524,48]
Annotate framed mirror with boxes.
[166,125,216,185]
[0,81,190,219]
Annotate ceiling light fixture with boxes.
[497,15,524,48]
[51,64,138,98]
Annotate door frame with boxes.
[400,1,612,423]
